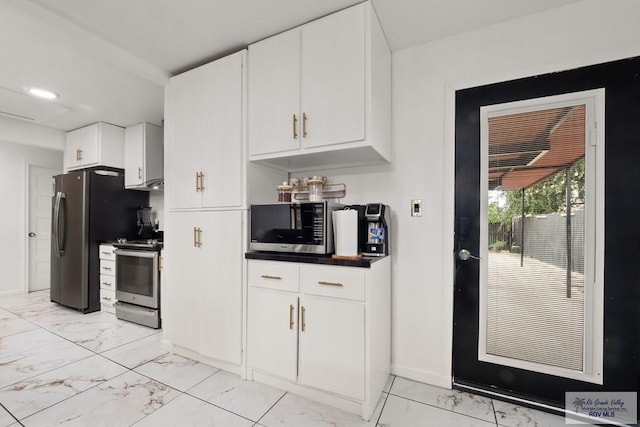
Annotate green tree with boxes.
[490,159,584,227]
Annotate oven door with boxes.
[115,249,159,309]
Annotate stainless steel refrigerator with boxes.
[50,167,148,313]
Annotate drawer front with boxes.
[100,260,116,276]
[301,265,365,301]
[100,274,115,291]
[100,288,116,311]
[99,244,116,261]
[248,260,299,292]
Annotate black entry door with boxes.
[453,57,640,409]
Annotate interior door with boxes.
[452,57,640,411]
[29,165,60,292]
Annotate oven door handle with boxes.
[114,249,158,259]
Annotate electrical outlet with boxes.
[411,199,422,217]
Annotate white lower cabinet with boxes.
[247,257,390,420]
[98,244,116,314]
[247,288,298,382]
[164,210,244,370]
[298,295,365,400]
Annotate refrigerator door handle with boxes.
[53,192,66,256]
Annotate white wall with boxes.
[0,119,64,296]
[302,0,640,387]
[0,116,65,151]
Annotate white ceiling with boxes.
[0,0,581,133]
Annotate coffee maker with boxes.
[363,203,389,256]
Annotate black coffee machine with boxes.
[345,203,390,257]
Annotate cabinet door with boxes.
[163,211,202,352]
[66,124,99,170]
[248,28,300,156]
[165,68,203,209]
[298,295,365,400]
[301,4,365,148]
[124,123,144,187]
[201,52,243,208]
[198,211,243,365]
[248,288,298,382]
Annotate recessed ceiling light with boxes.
[27,87,59,100]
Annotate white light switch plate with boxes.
[411,199,422,217]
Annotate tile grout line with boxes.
[4,296,261,426]
[1,298,163,423]
[374,375,396,425]
[254,390,289,426]
[130,368,263,425]
[0,402,21,426]
[386,391,498,425]
[491,398,499,426]
[181,388,260,425]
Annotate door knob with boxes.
[458,249,480,261]
[28,232,36,237]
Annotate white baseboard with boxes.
[0,288,25,298]
[390,363,452,390]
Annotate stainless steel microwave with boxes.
[249,202,341,254]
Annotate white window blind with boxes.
[479,91,604,384]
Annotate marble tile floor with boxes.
[0,290,572,426]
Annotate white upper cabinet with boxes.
[248,1,390,171]
[124,122,163,190]
[301,4,365,149]
[248,29,300,156]
[65,122,124,171]
[164,50,244,210]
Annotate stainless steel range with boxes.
[112,238,162,328]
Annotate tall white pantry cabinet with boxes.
[162,49,285,375]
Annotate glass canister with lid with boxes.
[276,182,293,202]
[305,176,326,201]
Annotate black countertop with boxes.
[244,251,386,268]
